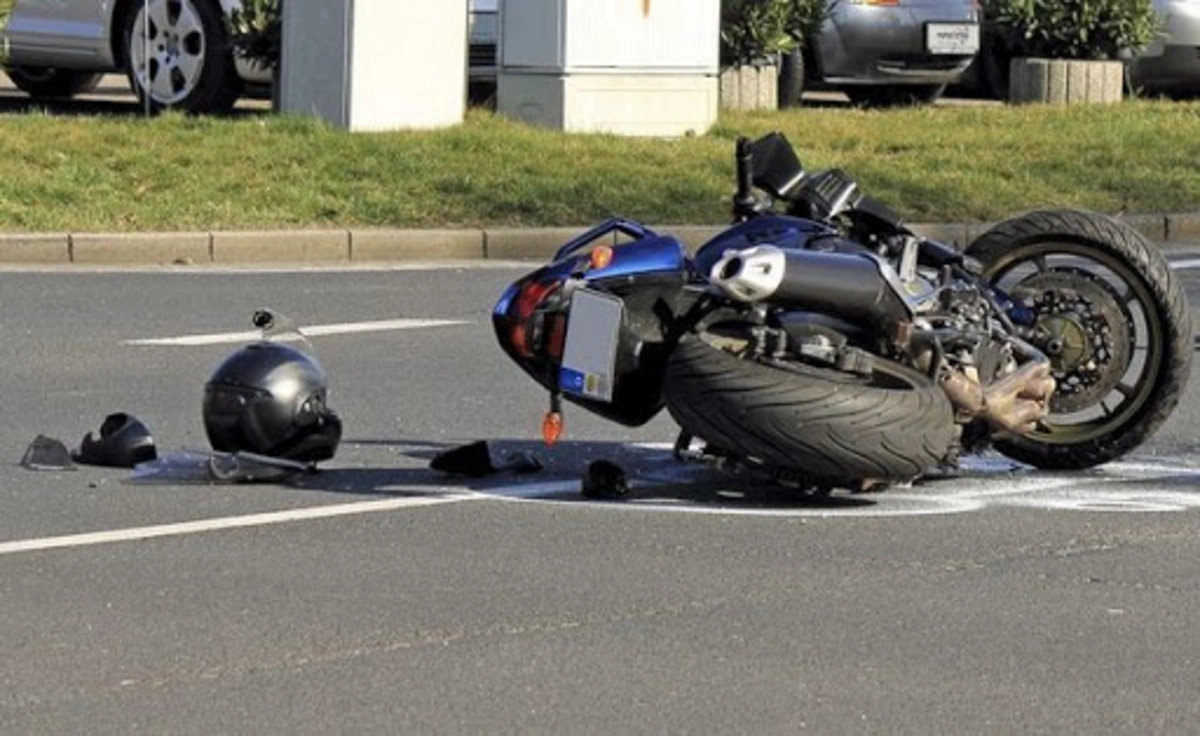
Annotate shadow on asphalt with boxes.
[0,91,268,119]
[305,437,881,510]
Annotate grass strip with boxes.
[0,101,1196,232]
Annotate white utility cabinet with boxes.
[280,0,467,132]
[498,0,720,137]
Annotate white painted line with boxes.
[0,493,480,556]
[123,318,470,346]
[1169,258,1200,270]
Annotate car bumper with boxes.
[1130,44,1200,92]
[1129,1,1200,92]
[817,3,979,85]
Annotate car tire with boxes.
[121,0,241,114]
[845,84,946,108]
[979,30,1012,101]
[777,49,805,108]
[5,67,103,98]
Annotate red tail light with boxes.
[509,280,562,359]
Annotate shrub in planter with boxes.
[777,0,834,106]
[0,0,13,63]
[987,0,1157,61]
[228,0,282,71]
[721,0,796,109]
[721,0,795,67]
[986,0,1157,103]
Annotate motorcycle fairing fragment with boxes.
[20,435,76,471]
[129,449,313,484]
[429,441,543,478]
[74,413,158,468]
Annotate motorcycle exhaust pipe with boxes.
[709,245,911,325]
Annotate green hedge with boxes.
[985,0,1158,60]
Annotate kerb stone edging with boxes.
[0,213,1194,265]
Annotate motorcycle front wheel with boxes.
[965,209,1193,469]
[662,329,956,486]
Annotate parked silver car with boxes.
[781,0,982,106]
[1,0,269,113]
[1129,0,1200,97]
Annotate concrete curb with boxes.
[0,213,1196,265]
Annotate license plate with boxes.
[559,288,622,403]
[926,23,979,55]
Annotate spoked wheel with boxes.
[966,210,1192,469]
[123,0,240,114]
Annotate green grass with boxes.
[0,101,1197,232]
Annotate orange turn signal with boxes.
[590,245,614,270]
[542,411,564,446]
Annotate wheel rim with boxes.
[984,241,1164,445]
[129,0,207,105]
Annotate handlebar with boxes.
[732,137,758,221]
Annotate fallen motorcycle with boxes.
[493,133,1192,493]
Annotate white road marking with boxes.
[0,492,480,556]
[122,318,470,346]
[0,262,531,274]
[1169,258,1200,270]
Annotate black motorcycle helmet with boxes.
[202,341,342,463]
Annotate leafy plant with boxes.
[721,0,796,67]
[985,0,1158,60]
[782,0,834,50]
[227,0,282,70]
[0,0,13,64]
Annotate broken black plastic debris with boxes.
[582,459,628,499]
[429,441,543,477]
[74,413,158,468]
[20,435,76,471]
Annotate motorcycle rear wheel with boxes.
[965,209,1192,469]
[663,331,956,486]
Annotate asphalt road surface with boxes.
[0,251,1198,733]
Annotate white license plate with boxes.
[559,288,622,403]
[926,23,979,55]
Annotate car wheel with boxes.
[122,0,240,114]
[5,67,103,98]
[845,84,946,108]
[777,49,805,107]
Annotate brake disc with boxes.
[1012,267,1133,413]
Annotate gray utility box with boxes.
[280,0,468,132]
[498,0,720,137]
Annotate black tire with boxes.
[121,0,241,114]
[5,67,103,98]
[777,49,805,108]
[979,29,1012,101]
[844,84,946,108]
[965,209,1192,469]
[663,332,956,484]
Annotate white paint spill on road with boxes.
[123,318,470,346]
[0,493,479,556]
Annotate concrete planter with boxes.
[719,63,778,111]
[1008,58,1124,105]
